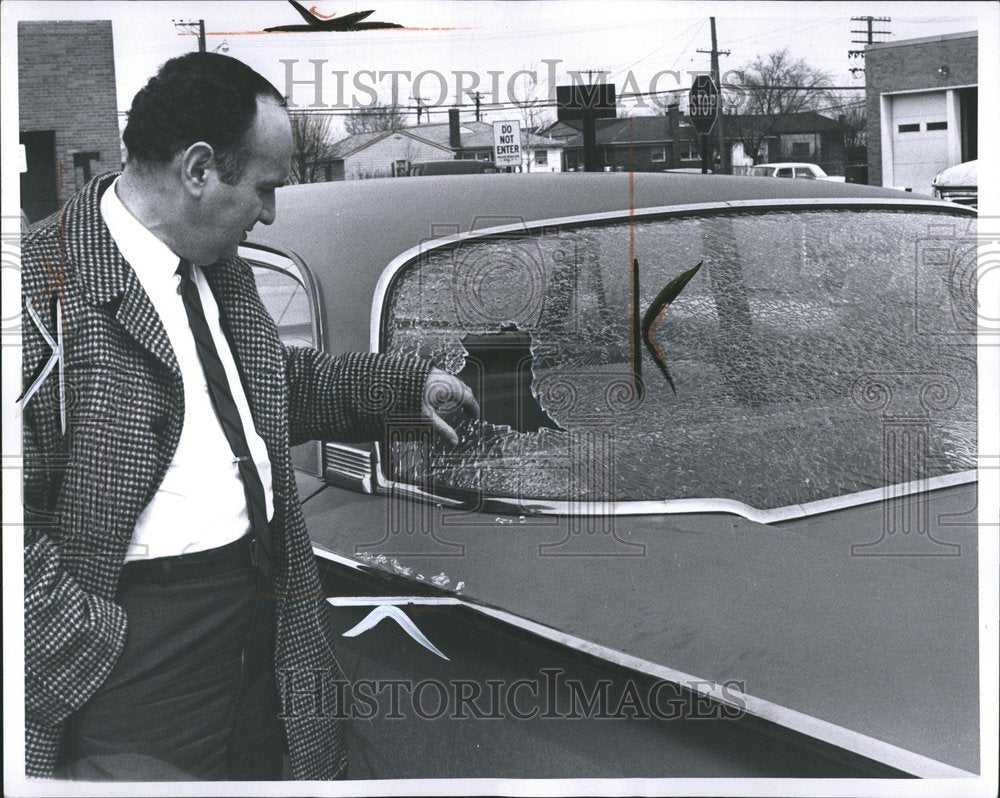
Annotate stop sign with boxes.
[689,74,719,135]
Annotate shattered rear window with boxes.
[382,209,977,510]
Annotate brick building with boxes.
[865,31,977,196]
[18,21,120,224]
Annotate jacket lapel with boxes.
[64,173,180,378]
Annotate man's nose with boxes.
[259,196,277,226]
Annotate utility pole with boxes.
[697,17,730,173]
[467,90,484,122]
[173,19,206,52]
[410,96,429,124]
[848,16,891,73]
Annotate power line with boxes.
[172,19,205,52]
[847,15,891,70]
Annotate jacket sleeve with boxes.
[283,347,433,446]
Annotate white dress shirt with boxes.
[101,178,274,561]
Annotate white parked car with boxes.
[749,162,846,182]
[932,160,977,208]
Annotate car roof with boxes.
[248,172,945,353]
[933,159,977,185]
[752,162,818,168]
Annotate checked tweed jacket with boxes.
[21,172,431,779]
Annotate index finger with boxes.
[460,383,480,419]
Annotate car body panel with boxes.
[303,479,978,774]
[322,589,906,779]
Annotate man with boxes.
[21,52,475,781]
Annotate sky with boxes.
[3,0,990,138]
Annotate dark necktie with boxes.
[176,259,273,581]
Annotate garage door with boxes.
[890,91,950,196]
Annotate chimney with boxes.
[449,108,461,151]
[667,103,681,168]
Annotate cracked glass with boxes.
[382,209,977,510]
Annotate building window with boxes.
[679,142,699,160]
[476,151,491,160]
[791,142,811,158]
[897,123,920,133]
[535,149,548,166]
[926,121,948,131]
[650,146,667,163]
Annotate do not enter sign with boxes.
[689,74,719,135]
[493,120,522,167]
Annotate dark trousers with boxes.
[60,536,286,781]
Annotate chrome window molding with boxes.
[241,242,326,476]
[367,198,976,522]
[368,467,977,522]
[240,241,325,350]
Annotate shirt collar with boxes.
[100,176,182,282]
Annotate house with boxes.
[543,110,851,176]
[543,116,681,172]
[864,31,976,196]
[324,110,565,180]
[726,111,849,175]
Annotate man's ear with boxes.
[179,142,216,197]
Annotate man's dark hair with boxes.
[123,52,286,184]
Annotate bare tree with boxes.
[289,112,334,184]
[833,95,867,164]
[510,65,554,172]
[724,49,834,164]
[343,100,405,135]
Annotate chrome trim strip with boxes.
[240,242,325,478]
[328,596,462,606]
[239,242,324,348]
[367,199,975,522]
[315,554,975,779]
[371,466,977,522]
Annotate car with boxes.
[932,159,978,208]
[407,159,500,176]
[244,173,978,781]
[748,162,846,182]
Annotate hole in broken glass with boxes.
[457,326,562,434]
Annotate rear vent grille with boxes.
[323,443,374,493]
[938,188,977,208]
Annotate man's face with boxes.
[194,98,292,265]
